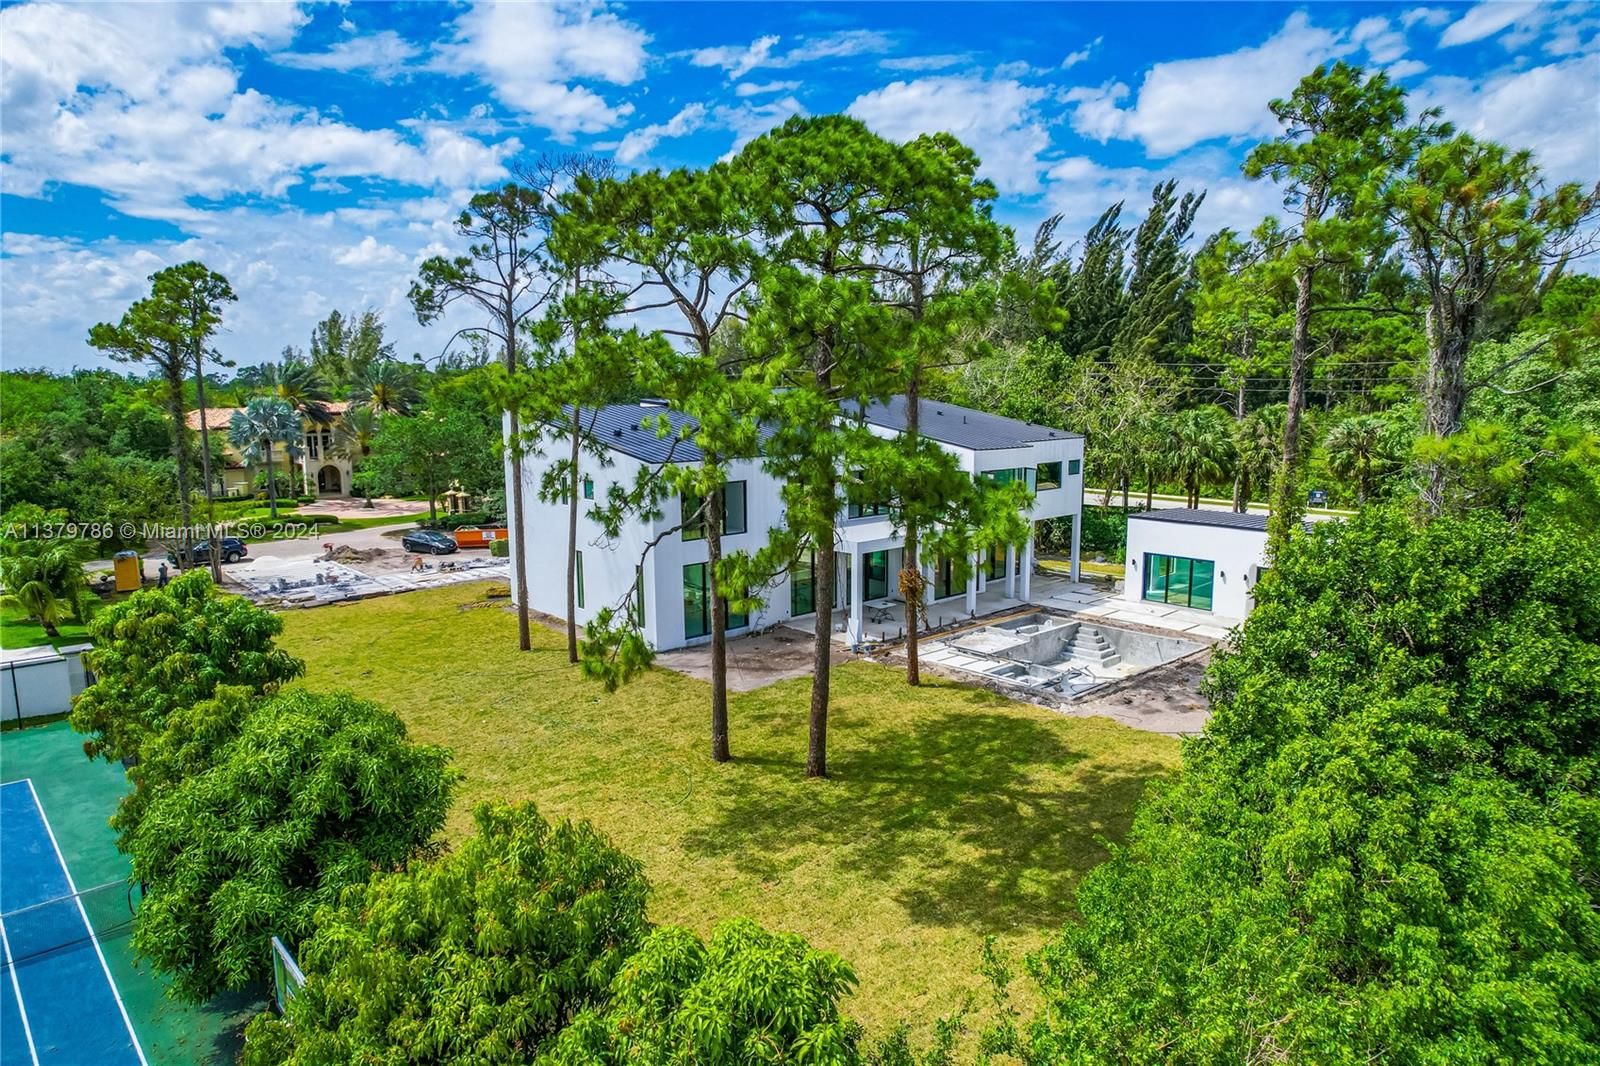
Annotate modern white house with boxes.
[1122,508,1270,621]
[505,397,1085,651]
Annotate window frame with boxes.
[681,481,747,541]
[1035,461,1063,490]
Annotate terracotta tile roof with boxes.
[185,400,348,431]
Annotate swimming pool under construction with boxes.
[919,610,1205,699]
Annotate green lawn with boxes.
[277,582,1179,1034]
[1,602,95,650]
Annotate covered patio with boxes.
[787,569,1241,647]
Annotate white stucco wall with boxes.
[506,406,1087,651]
[1123,516,1268,620]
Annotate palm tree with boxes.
[1,542,95,640]
[347,360,420,416]
[332,406,382,509]
[228,397,302,517]
[1170,406,1236,508]
[1232,404,1283,512]
[260,356,335,426]
[1136,410,1173,509]
[1324,413,1390,505]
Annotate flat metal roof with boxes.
[1128,508,1270,532]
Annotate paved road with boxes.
[89,517,423,575]
[242,518,420,562]
[1084,488,1354,519]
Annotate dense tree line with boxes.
[947,63,1598,538]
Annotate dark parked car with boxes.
[402,529,458,555]
[167,537,248,566]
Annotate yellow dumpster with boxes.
[113,551,143,592]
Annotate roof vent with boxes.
[935,408,944,416]
[612,428,622,437]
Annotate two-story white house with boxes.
[505,396,1085,651]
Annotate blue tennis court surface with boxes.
[1,779,146,1065]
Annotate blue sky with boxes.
[2,1,1596,372]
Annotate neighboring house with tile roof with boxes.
[507,396,1086,651]
[186,401,353,498]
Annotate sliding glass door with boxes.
[1142,554,1215,611]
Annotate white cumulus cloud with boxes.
[847,75,1052,195]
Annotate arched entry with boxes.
[317,465,342,494]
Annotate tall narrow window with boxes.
[575,551,584,609]
[684,563,710,639]
[723,481,747,535]
[635,566,645,626]
[790,548,815,616]
[582,476,594,500]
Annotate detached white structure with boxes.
[1123,508,1269,621]
[507,397,1085,650]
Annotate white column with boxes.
[965,551,979,615]
[1070,510,1083,582]
[1021,530,1035,602]
[848,546,865,643]
[1005,544,1017,598]
[923,561,935,607]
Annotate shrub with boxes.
[125,689,457,1002]
[996,507,1600,1064]
[489,538,509,558]
[241,802,648,1064]
[547,919,863,1065]
[70,571,304,763]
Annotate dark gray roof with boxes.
[1129,508,1269,532]
[562,402,714,464]
[847,396,1081,450]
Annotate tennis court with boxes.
[0,721,257,1065]
[1,779,145,1065]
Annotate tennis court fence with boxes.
[271,935,305,1014]
[0,878,142,971]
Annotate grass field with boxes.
[1,602,96,650]
[277,582,1180,1033]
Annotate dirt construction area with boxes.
[653,626,853,690]
[223,531,508,607]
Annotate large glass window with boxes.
[682,482,747,541]
[847,500,891,519]
[980,467,1037,490]
[1142,554,1215,611]
[684,563,747,639]
[1035,462,1063,490]
[934,556,959,599]
[862,551,889,601]
[987,543,1008,581]
[790,548,815,616]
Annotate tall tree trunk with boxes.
[1268,264,1314,555]
[808,327,835,778]
[809,527,833,778]
[265,441,279,518]
[1120,474,1129,510]
[503,309,532,653]
[1232,375,1247,513]
[1420,300,1473,515]
[167,378,193,571]
[566,410,581,664]
[706,484,730,761]
[192,361,222,580]
[903,372,922,687]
